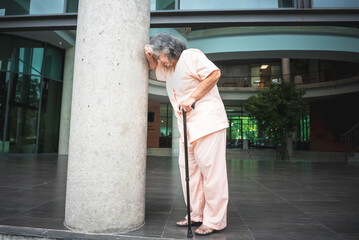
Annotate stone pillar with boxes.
[243,139,249,150]
[64,0,150,233]
[282,58,291,82]
[286,132,294,158]
[58,47,75,155]
[172,111,180,157]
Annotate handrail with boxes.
[217,70,358,87]
[343,122,359,162]
[343,122,359,136]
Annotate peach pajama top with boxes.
[155,49,229,143]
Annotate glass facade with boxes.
[151,0,299,10]
[66,0,79,13]
[181,0,281,10]
[150,0,359,10]
[226,106,310,149]
[2,0,358,16]
[313,0,359,8]
[226,106,262,149]
[0,34,64,154]
[294,114,310,150]
[1,0,359,16]
[215,58,359,87]
[0,0,79,16]
[159,103,172,148]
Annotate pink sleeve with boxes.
[184,50,219,81]
[155,64,167,82]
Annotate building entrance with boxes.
[0,34,64,154]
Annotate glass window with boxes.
[44,46,64,81]
[12,37,43,75]
[0,35,13,71]
[29,0,65,15]
[151,0,175,10]
[4,73,41,153]
[0,0,66,16]
[313,0,359,8]
[180,0,279,10]
[271,64,282,83]
[66,0,78,13]
[0,71,10,152]
[38,78,62,153]
[0,0,30,15]
[159,103,172,148]
[0,34,64,153]
[278,0,295,8]
[251,65,261,87]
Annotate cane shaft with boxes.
[183,111,193,238]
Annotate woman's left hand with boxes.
[179,97,195,113]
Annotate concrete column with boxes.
[286,132,294,158]
[282,58,291,82]
[58,47,75,155]
[243,139,249,150]
[282,58,294,157]
[172,111,180,157]
[65,0,150,234]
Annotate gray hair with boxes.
[149,33,187,62]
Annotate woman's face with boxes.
[156,54,176,68]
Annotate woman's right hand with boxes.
[144,45,158,71]
[144,45,154,58]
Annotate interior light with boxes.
[260,65,269,69]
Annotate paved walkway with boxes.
[0,154,359,239]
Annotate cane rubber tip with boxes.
[187,229,193,238]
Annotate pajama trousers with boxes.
[178,128,228,230]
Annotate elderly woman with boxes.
[144,33,229,236]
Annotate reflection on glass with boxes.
[0,35,13,71]
[0,71,10,152]
[180,0,279,10]
[44,46,63,81]
[38,78,62,153]
[66,0,79,13]
[0,0,66,15]
[0,34,64,153]
[13,38,43,75]
[151,0,175,10]
[29,0,65,15]
[226,114,259,149]
[5,74,41,153]
[278,0,295,8]
[160,103,172,147]
[313,0,359,8]
[0,0,30,15]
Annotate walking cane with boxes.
[179,102,195,238]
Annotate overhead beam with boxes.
[0,14,77,31]
[150,9,359,27]
[1,9,359,31]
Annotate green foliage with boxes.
[244,81,307,146]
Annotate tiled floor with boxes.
[0,154,359,239]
